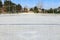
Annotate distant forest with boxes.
[0,0,60,13]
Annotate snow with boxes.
[0,13,60,40]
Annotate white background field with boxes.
[0,14,60,40]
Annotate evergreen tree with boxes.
[47,8,53,13]
[24,7,28,12]
[4,0,16,13]
[34,6,39,13]
[16,4,22,13]
[30,8,33,11]
[0,0,2,8]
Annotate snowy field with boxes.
[0,13,60,40]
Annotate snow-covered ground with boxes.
[0,13,60,40]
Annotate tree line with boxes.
[0,0,60,13]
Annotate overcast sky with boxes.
[2,0,60,9]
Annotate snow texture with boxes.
[0,13,60,40]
